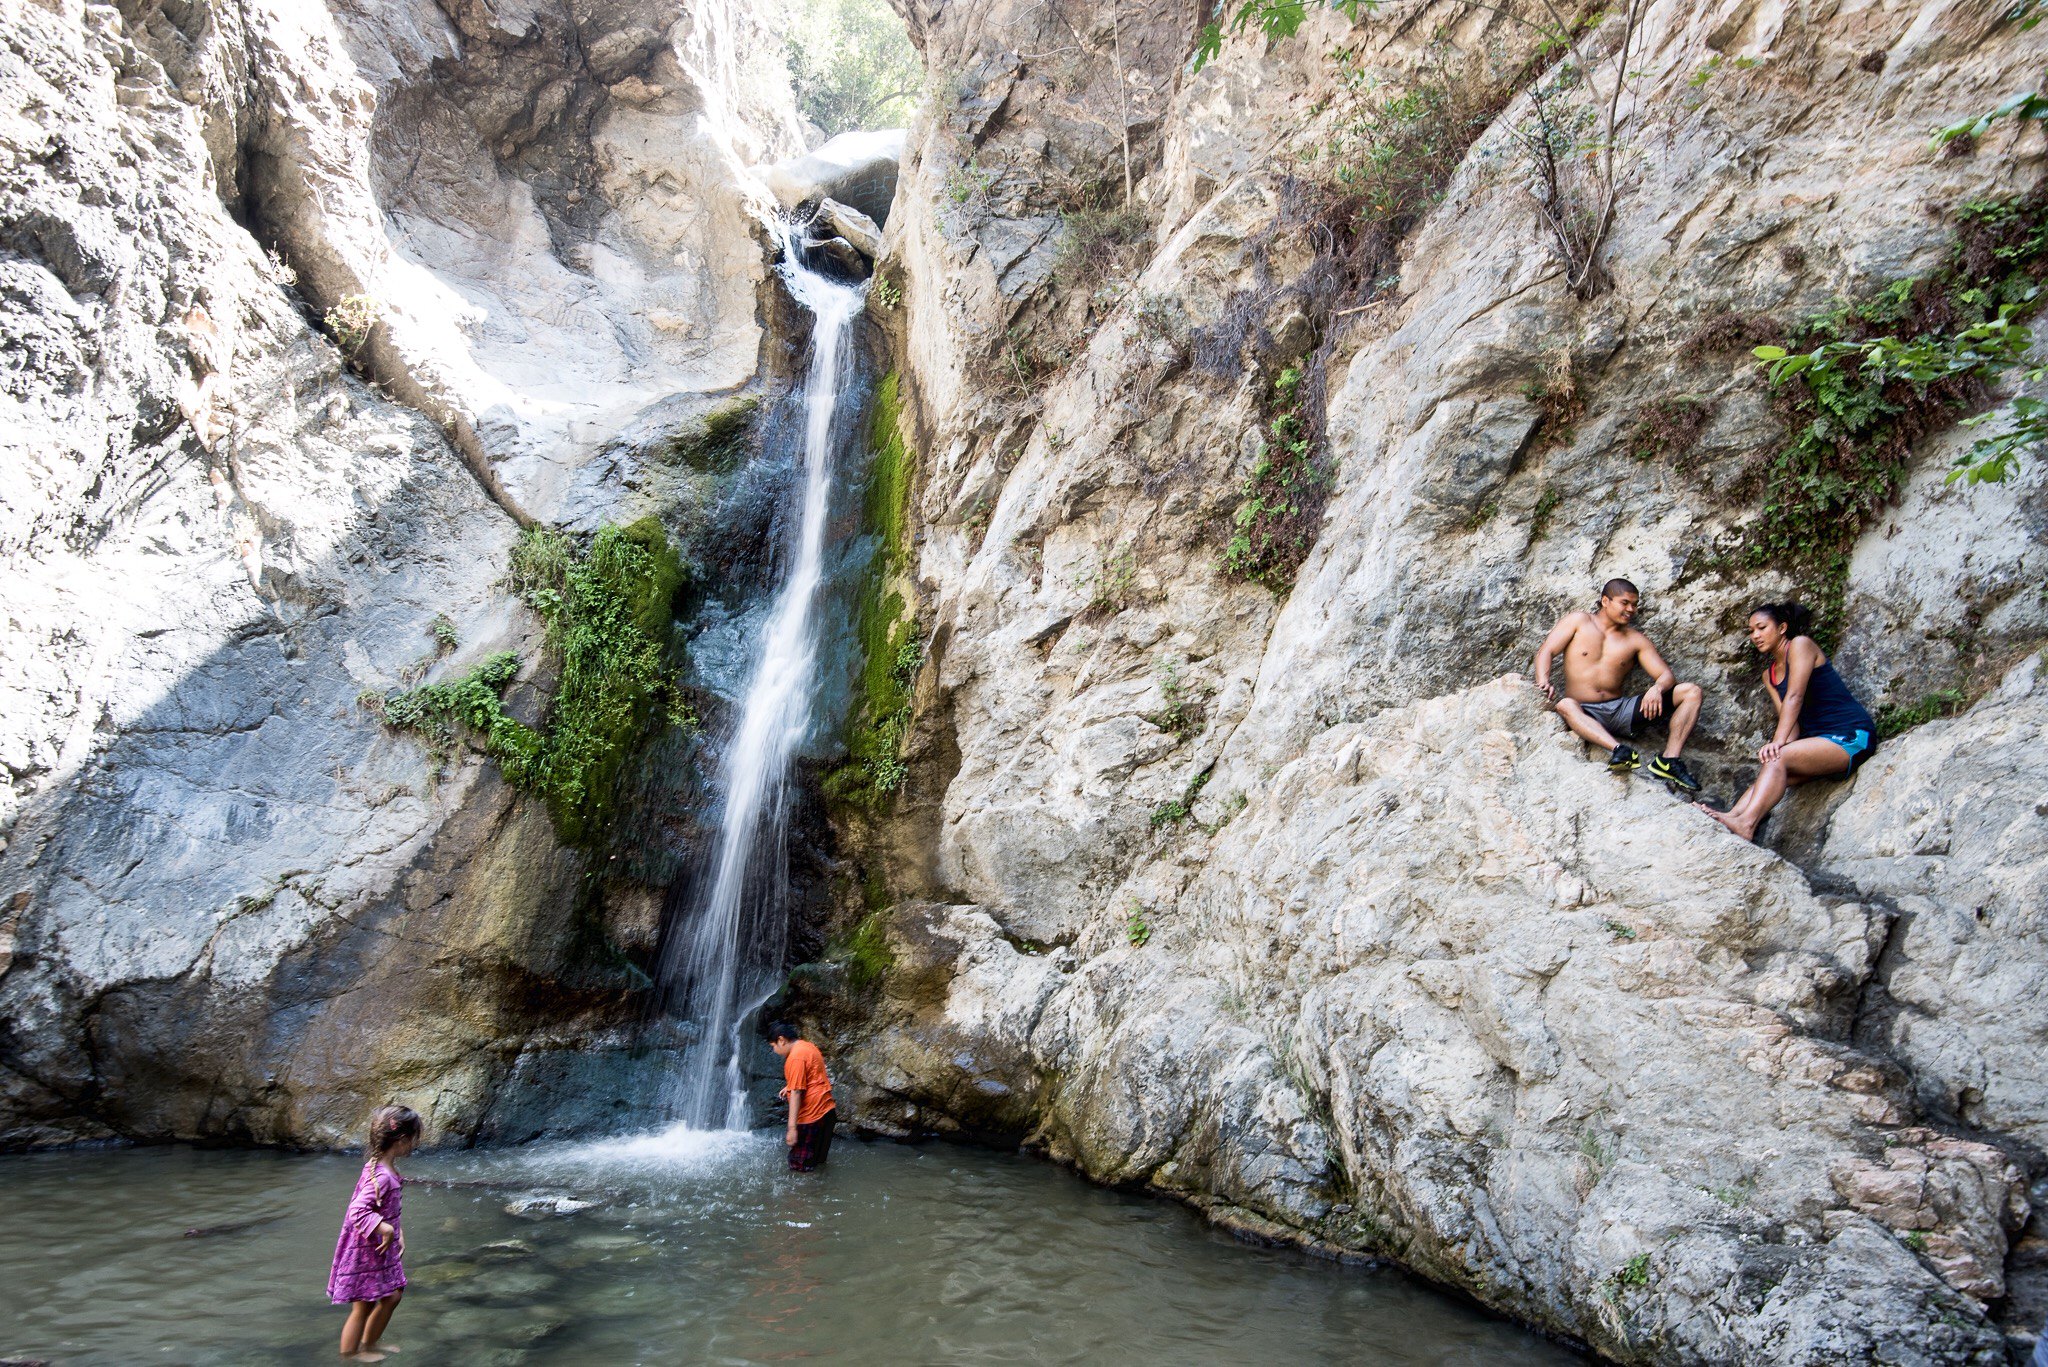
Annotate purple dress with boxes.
[328,1161,406,1304]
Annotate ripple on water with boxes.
[0,1134,1581,1365]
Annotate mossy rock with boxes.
[832,371,923,809]
[376,521,691,848]
[662,396,760,473]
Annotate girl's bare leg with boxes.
[1699,740,1849,841]
[362,1291,402,1352]
[339,1302,380,1360]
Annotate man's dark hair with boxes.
[765,1021,800,1042]
[1600,578,1639,599]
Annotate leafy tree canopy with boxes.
[773,0,922,136]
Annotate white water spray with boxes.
[656,224,866,1131]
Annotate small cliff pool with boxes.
[1,1130,1579,1364]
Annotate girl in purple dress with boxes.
[329,1105,422,1362]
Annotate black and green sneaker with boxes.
[1607,743,1641,773]
[1649,755,1701,792]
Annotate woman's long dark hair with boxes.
[1751,601,1814,640]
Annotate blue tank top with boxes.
[1770,654,1874,739]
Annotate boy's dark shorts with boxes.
[789,1108,836,1171]
[1575,693,1667,740]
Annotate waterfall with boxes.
[655,225,867,1132]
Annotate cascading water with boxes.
[654,224,867,1132]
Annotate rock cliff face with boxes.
[0,0,799,1147]
[801,0,2048,1360]
[9,0,2048,1359]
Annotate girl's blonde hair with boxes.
[367,1104,423,1159]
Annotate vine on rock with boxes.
[369,519,690,846]
[1215,40,1513,593]
[1224,363,1331,589]
[1745,192,2048,640]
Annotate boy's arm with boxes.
[1532,615,1579,700]
[1633,634,1679,719]
[786,1089,804,1146]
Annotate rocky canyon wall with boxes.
[0,0,801,1147]
[802,0,2048,1361]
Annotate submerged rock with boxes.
[505,1192,599,1218]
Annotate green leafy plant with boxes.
[1529,486,1563,541]
[1744,192,2048,635]
[430,614,459,655]
[374,522,686,845]
[1604,920,1637,942]
[1615,1253,1652,1287]
[1224,364,1333,590]
[1197,2,1646,296]
[870,276,903,311]
[371,651,541,780]
[1875,688,1967,740]
[1150,770,1212,829]
[944,158,995,206]
[1088,544,1139,613]
[1902,1229,1930,1253]
[1192,0,1375,73]
[1687,54,1759,88]
[1310,64,1492,227]
[770,0,920,135]
[1143,657,1205,741]
[1935,88,2048,149]
[325,294,383,356]
[1125,904,1153,947]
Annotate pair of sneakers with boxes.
[1608,743,1701,792]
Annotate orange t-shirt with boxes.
[783,1039,835,1125]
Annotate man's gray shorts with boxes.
[1576,693,1664,740]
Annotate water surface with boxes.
[0,1129,1580,1365]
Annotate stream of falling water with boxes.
[654,226,866,1132]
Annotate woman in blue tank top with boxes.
[1699,601,1876,842]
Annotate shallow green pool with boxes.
[0,1126,1579,1364]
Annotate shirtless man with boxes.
[1531,578,1703,790]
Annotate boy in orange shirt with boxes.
[768,1022,837,1171]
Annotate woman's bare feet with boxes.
[1695,801,1757,841]
[363,1343,400,1354]
[342,1352,386,1364]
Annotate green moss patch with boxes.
[825,908,896,993]
[664,396,760,473]
[1875,688,1969,741]
[828,372,924,809]
[373,519,690,847]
